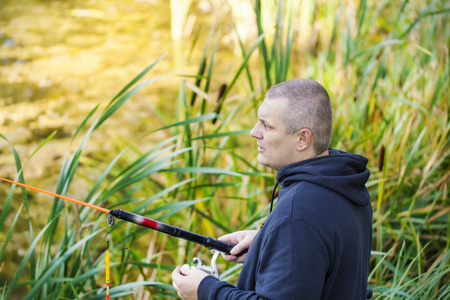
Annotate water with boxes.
[0,0,240,293]
[0,0,232,183]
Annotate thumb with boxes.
[230,244,245,256]
[179,266,194,276]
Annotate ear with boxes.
[296,129,312,151]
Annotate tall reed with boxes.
[0,0,448,299]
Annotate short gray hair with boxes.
[265,79,332,154]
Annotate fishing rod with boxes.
[0,177,236,254]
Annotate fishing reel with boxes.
[182,251,220,278]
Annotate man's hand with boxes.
[172,266,208,300]
[218,230,258,263]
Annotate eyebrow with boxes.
[259,117,272,127]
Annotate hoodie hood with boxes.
[276,149,370,206]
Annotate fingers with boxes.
[179,266,194,276]
[222,252,247,263]
[172,266,209,299]
[221,241,248,262]
[172,266,191,299]
[218,230,258,245]
[230,243,245,256]
[219,231,257,262]
[172,266,181,292]
[217,233,235,244]
[173,265,192,279]
[172,266,181,276]
[172,267,182,283]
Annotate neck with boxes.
[299,147,328,162]
[316,149,329,157]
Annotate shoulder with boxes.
[276,181,336,218]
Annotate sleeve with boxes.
[198,276,261,300]
[197,218,330,300]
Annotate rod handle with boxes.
[207,237,247,256]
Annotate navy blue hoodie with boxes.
[198,149,372,300]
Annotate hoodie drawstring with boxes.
[269,182,280,213]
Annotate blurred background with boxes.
[0,0,448,299]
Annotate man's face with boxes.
[250,98,300,170]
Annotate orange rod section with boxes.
[0,177,110,214]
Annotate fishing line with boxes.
[4,193,71,228]
[6,193,35,207]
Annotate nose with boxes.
[250,122,262,139]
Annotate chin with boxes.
[257,157,272,169]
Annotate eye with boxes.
[257,119,270,130]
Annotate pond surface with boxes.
[0,0,251,291]
[0,0,243,185]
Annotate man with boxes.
[172,79,372,299]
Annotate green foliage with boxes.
[0,0,448,299]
